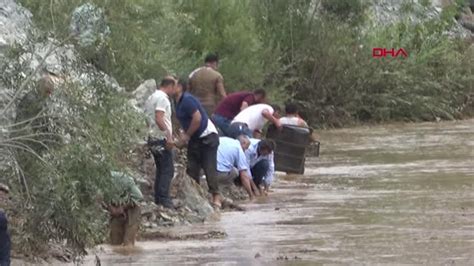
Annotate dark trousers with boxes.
[186,133,220,194]
[0,211,10,266]
[149,138,174,206]
[251,159,269,187]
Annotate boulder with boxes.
[369,0,473,38]
[0,0,32,52]
[69,3,110,49]
[131,79,157,110]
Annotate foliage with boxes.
[20,0,267,91]
[1,39,145,255]
[174,0,268,91]
[253,0,473,127]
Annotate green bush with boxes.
[1,42,145,254]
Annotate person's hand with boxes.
[175,133,189,149]
[181,133,190,143]
[253,130,262,139]
[165,138,175,150]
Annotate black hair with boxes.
[258,139,275,152]
[253,88,266,98]
[270,104,281,113]
[205,53,219,63]
[177,77,188,92]
[160,78,175,87]
[285,103,298,115]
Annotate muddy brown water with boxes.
[83,120,474,265]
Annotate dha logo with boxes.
[372,48,408,58]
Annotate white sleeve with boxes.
[154,96,167,112]
[263,152,275,186]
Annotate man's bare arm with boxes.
[240,101,249,111]
[155,111,172,140]
[185,110,202,138]
[250,179,260,196]
[262,109,282,128]
[239,170,255,199]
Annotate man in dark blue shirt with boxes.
[174,78,222,208]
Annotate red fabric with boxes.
[214,91,255,119]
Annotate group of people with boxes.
[144,53,309,207]
[106,53,310,246]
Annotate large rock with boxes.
[0,0,125,185]
[0,0,31,52]
[173,166,214,218]
[69,3,110,49]
[0,0,34,179]
[369,0,473,37]
[130,79,157,110]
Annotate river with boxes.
[83,119,474,265]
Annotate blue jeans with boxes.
[211,114,232,137]
[228,122,253,139]
[251,159,269,187]
[148,138,174,206]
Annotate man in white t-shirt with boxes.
[144,77,176,209]
[228,103,282,138]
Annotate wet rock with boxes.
[221,197,246,211]
[174,167,214,217]
[276,255,289,261]
[159,212,173,222]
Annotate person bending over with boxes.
[216,135,257,199]
[104,171,143,246]
[228,103,282,139]
[212,89,266,136]
[245,139,276,194]
[174,78,222,208]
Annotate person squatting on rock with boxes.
[212,89,267,136]
[144,77,177,209]
[216,135,259,199]
[228,103,282,139]
[188,53,227,116]
[174,78,222,208]
[103,171,144,246]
